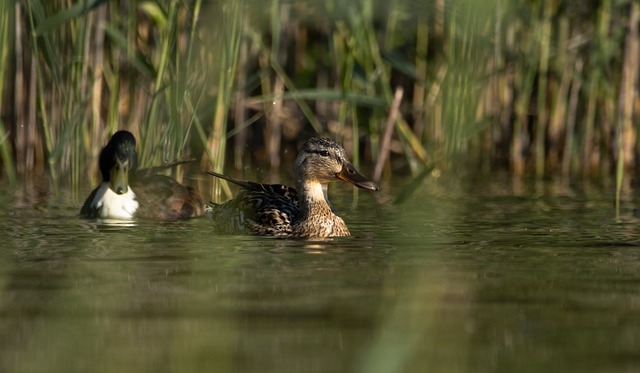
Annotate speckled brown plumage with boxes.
[206,137,379,238]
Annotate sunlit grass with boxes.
[0,0,639,204]
[0,0,16,184]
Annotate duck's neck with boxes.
[293,180,350,237]
[296,176,327,199]
[297,182,334,215]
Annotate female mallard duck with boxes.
[206,137,379,238]
[80,130,204,221]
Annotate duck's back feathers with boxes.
[206,171,296,197]
[80,187,101,218]
[206,171,299,235]
[132,174,204,220]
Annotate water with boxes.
[1,175,640,372]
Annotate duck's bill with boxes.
[336,162,380,191]
[109,158,130,195]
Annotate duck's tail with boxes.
[206,170,264,191]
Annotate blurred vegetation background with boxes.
[1,0,639,199]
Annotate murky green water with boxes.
[1,174,640,372]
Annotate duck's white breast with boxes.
[91,183,139,220]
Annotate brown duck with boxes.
[81,130,204,221]
[206,137,379,238]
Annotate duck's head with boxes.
[294,137,379,191]
[99,130,138,195]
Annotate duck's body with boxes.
[205,175,300,236]
[206,137,379,238]
[81,130,204,221]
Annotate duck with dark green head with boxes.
[81,130,204,221]
[206,137,379,238]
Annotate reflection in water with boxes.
[0,175,640,371]
[88,219,139,228]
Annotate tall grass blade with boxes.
[103,24,155,78]
[34,0,107,35]
[0,0,16,183]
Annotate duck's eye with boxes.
[319,150,330,157]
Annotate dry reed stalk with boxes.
[425,65,446,132]
[412,15,428,141]
[90,6,106,179]
[511,97,526,177]
[562,58,582,181]
[618,2,639,171]
[266,2,288,172]
[547,51,572,173]
[535,1,552,178]
[373,86,403,182]
[615,1,639,212]
[268,77,284,170]
[27,53,37,172]
[424,66,446,150]
[233,40,248,171]
[582,82,597,178]
[0,1,16,183]
[14,2,25,175]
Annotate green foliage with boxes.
[0,0,16,184]
[1,0,640,200]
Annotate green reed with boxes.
[2,0,237,193]
[0,1,16,184]
[2,0,640,201]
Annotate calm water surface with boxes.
[1,175,640,372]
